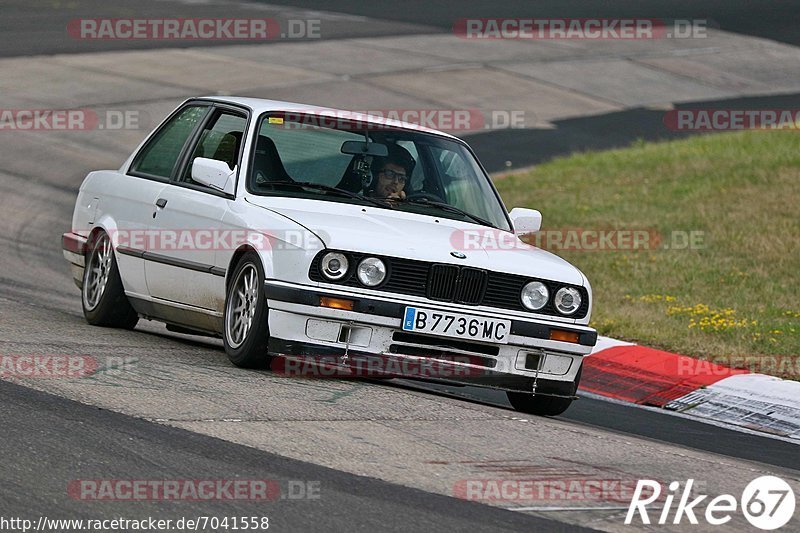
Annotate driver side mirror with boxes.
[509,207,542,234]
[191,157,236,196]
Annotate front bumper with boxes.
[264,279,595,394]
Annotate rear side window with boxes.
[182,112,247,184]
[131,106,207,179]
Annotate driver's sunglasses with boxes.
[379,169,408,184]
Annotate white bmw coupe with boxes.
[63,97,596,416]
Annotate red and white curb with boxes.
[582,337,800,441]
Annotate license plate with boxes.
[402,307,511,344]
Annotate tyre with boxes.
[506,366,582,416]
[223,252,271,368]
[82,231,139,329]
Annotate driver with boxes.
[366,144,415,200]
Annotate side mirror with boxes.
[191,157,236,196]
[509,207,542,234]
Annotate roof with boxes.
[196,95,460,140]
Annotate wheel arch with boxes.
[86,215,121,256]
[226,244,270,290]
[85,226,108,257]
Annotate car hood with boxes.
[245,196,585,286]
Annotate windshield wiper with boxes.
[402,197,494,227]
[260,180,391,208]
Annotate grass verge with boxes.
[494,130,799,376]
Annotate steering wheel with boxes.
[405,191,445,203]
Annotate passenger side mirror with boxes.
[509,208,542,234]
[191,157,236,196]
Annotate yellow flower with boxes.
[667,303,752,332]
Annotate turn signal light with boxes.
[549,329,580,343]
[319,297,355,311]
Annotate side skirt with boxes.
[127,294,224,335]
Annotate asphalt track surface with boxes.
[0,378,579,532]
[0,0,434,57]
[389,380,800,472]
[1,159,798,530]
[3,0,799,171]
[1,1,799,532]
[260,1,800,47]
[3,0,799,58]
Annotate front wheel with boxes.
[223,252,271,368]
[81,231,139,329]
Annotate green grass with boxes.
[494,130,800,375]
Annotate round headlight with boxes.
[554,287,582,315]
[321,252,349,281]
[521,281,549,311]
[357,257,386,287]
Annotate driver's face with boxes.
[375,163,408,198]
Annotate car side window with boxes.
[431,145,489,218]
[182,111,247,185]
[130,106,207,179]
[438,149,471,178]
[396,140,425,192]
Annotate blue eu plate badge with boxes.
[403,307,416,330]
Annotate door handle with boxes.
[155,198,168,208]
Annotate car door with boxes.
[144,106,248,324]
[114,103,210,301]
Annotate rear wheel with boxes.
[506,366,582,416]
[81,231,139,329]
[223,252,271,368]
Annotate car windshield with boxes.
[246,112,511,230]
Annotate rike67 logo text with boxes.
[627,477,796,530]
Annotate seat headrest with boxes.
[213,131,242,170]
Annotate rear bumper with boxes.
[62,232,88,289]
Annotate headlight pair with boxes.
[320,252,386,287]
[521,281,582,315]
